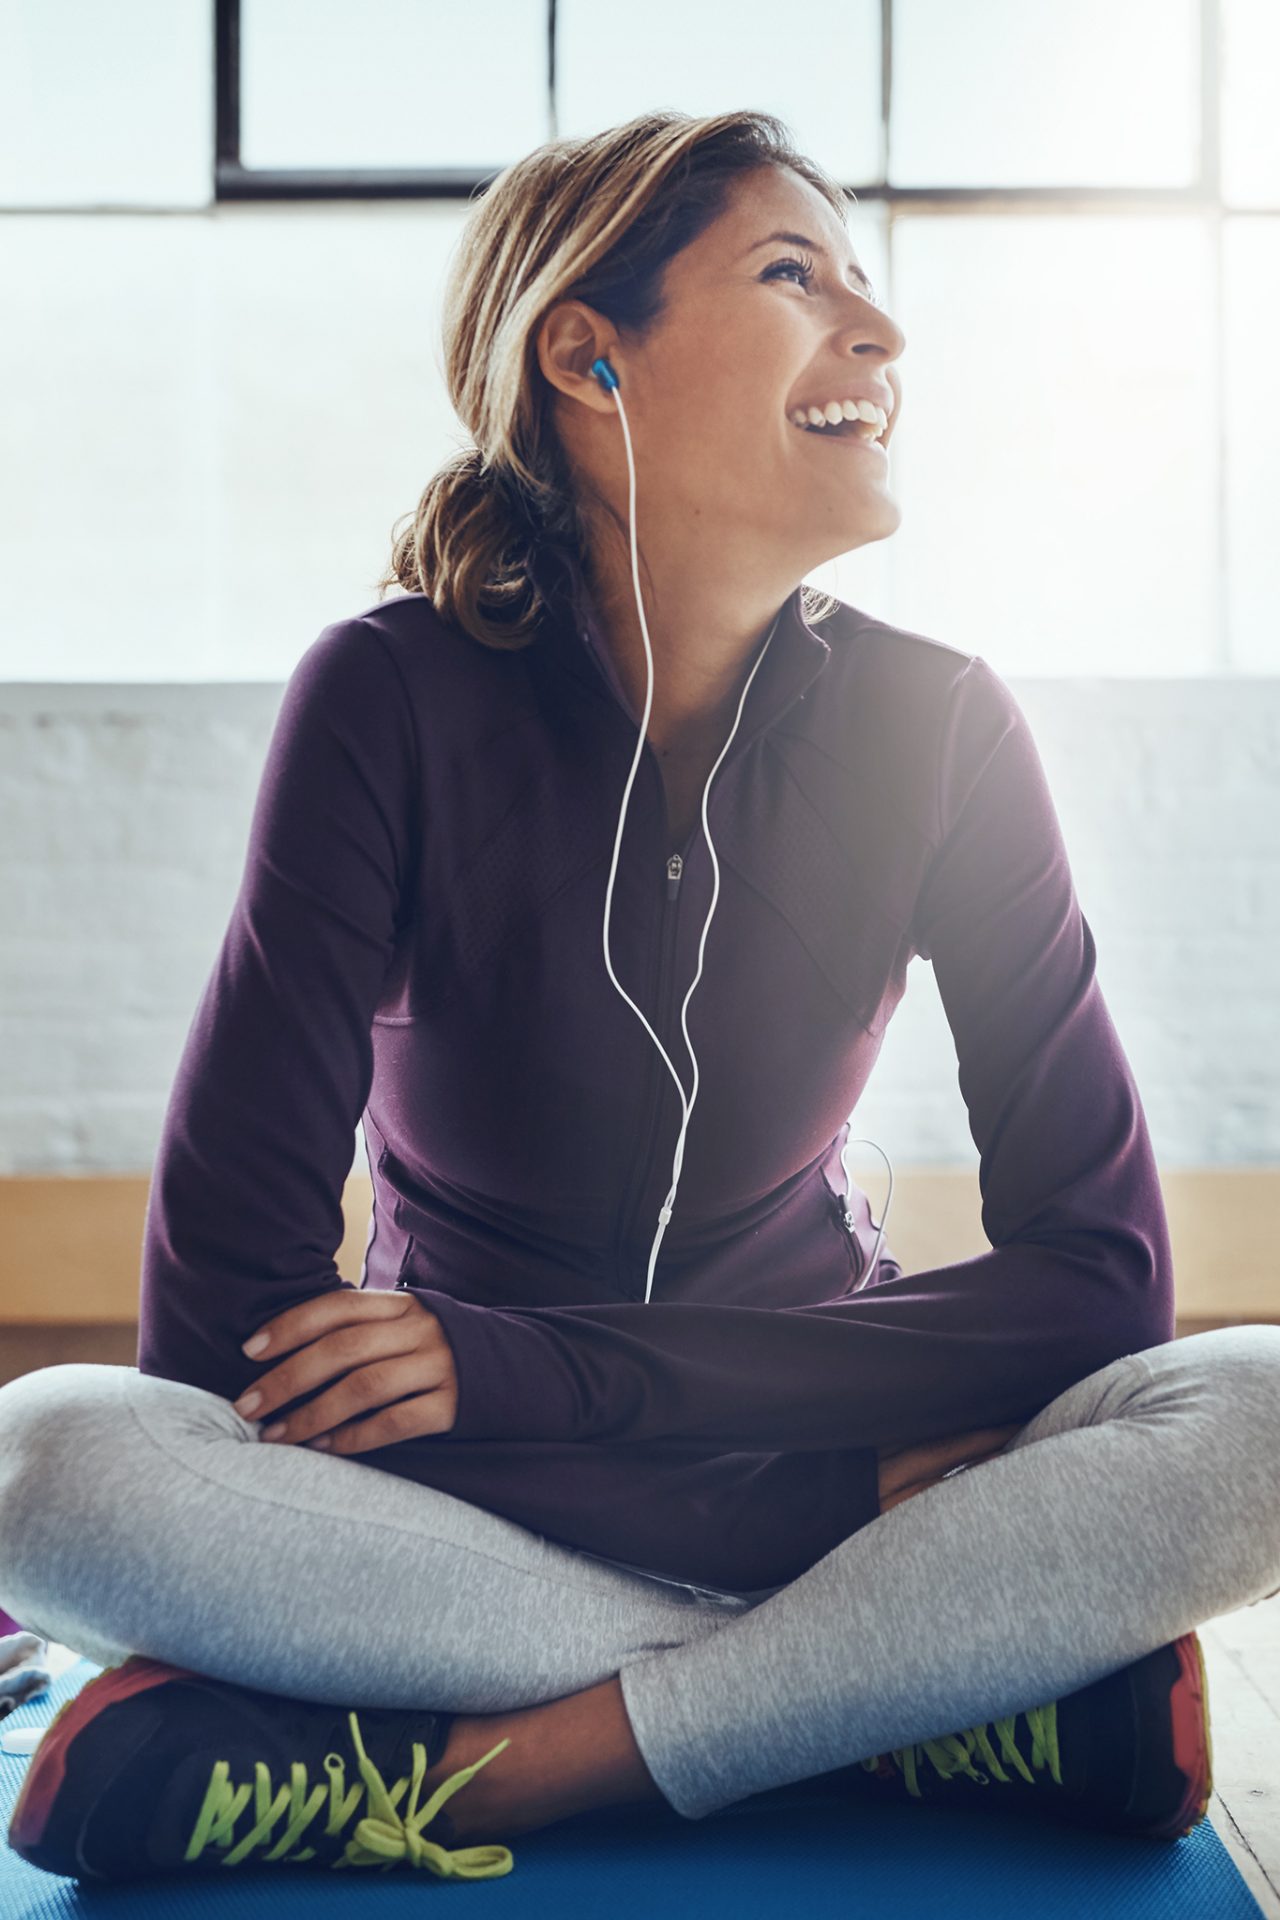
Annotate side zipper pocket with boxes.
[821,1167,864,1286]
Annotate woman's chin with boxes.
[824,494,902,543]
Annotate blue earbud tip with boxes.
[590,356,619,393]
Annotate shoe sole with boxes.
[8,1655,181,1870]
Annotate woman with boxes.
[2,108,1278,1885]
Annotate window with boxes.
[2,0,1273,677]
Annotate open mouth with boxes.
[796,418,887,448]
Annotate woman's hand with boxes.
[877,1421,1024,1515]
[232,1287,457,1456]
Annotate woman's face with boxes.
[554,163,906,585]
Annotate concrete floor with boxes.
[1200,1596,1280,1915]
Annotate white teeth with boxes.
[790,398,889,438]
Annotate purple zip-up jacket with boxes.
[137,546,1174,1594]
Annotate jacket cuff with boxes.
[397,1284,579,1442]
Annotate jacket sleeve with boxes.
[401,653,1175,1453]
[136,617,419,1404]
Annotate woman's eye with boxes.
[764,256,815,288]
[764,255,881,308]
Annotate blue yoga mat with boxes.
[0,1655,1266,1917]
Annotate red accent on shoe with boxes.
[8,1656,193,1853]
[1140,1629,1214,1841]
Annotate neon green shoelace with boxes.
[862,1699,1062,1799]
[182,1710,516,1877]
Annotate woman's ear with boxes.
[536,300,618,414]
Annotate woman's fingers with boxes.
[878,1446,1007,1514]
[877,1422,1024,1509]
[239,1285,411,1362]
[263,1351,456,1451]
[228,1293,459,1454]
[234,1304,427,1428]
[303,1385,457,1456]
[879,1422,1023,1465]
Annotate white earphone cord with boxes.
[597,378,894,1303]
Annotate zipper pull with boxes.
[665,853,683,902]
[829,1183,857,1236]
[831,1193,865,1287]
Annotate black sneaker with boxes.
[842,1629,1214,1842]
[8,1653,516,1882]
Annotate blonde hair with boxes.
[375,108,849,650]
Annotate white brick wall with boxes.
[2,676,1277,1177]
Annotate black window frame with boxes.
[215,0,1227,210]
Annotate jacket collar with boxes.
[529,541,836,746]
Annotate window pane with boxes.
[0,217,216,677]
[884,214,1218,675]
[0,206,473,681]
[240,0,548,172]
[1224,217,1280,671]
[890,0,1199,188]
[0,0,210,208]
[1222,0,1280,207]
[211,208,473,676]
[557,0,882,185]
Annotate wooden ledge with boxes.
[1,1167,1276,1326]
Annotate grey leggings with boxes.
[1,1326,1278,1822]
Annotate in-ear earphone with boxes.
[585,351,893,1301]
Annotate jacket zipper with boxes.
[569,609,827,1295]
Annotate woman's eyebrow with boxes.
[745,231,876,296]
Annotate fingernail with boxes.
[310,1435,331,1450]
[261,1422,287,1441]
[243,1333,269,1355]
[235,1390,262,1416]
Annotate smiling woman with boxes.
[373,107,902,662]
[1,104,1257,1894]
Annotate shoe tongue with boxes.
[380,1709,459,1828]
[348,1703,453,1783]
[335,1709,464,1861]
